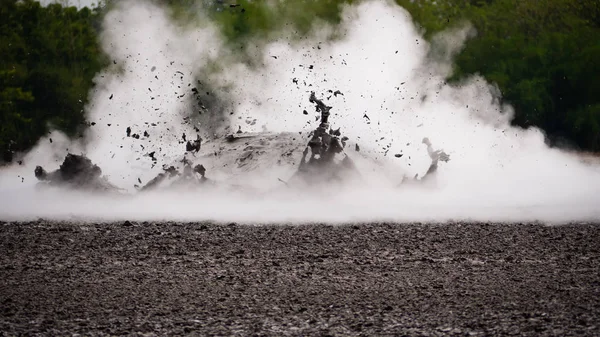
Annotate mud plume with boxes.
[0,0,599,224]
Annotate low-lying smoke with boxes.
[1,0,599,224]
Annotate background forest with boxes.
[1,0,599,163]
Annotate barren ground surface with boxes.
[1,221,599,336]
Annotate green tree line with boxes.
[0,0,105,162]
[399,0,600,149]
[1,0,598,163]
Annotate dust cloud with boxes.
[1,0,599,224]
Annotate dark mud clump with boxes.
[1,221,599,336]
[34,154,118,192]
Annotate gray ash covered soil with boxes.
[1,221,599,336]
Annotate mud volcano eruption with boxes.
[0,0,599,222]
[1,1,600,336]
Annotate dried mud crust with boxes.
[1,222,599,336]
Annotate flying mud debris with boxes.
[422,137,450,177]
[186,135,202,153]
[286,92,362,186]
[400,138,450,185]
[141,157,210,192]
[32,93,449,194]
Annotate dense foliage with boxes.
[0,0,105,162]
[398,0,600,149]
[1,0,598,163]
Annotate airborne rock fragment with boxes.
[186,135,202,153]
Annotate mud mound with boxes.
[34,154,119,192]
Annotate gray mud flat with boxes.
[1,221,599,336]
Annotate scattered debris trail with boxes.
[31,92,450,193]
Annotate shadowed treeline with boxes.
[1,0,105,162]
[1,0,599,163]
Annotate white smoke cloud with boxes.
[81,0,223,187]
[0,0,599,223]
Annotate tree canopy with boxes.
[0,0,105,162]
[398,0,600,149]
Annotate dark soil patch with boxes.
[1,221,599,336]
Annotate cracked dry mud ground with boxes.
[1,222,599,336]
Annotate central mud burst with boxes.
[32,91,450,194]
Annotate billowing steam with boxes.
[1,0,599,223]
